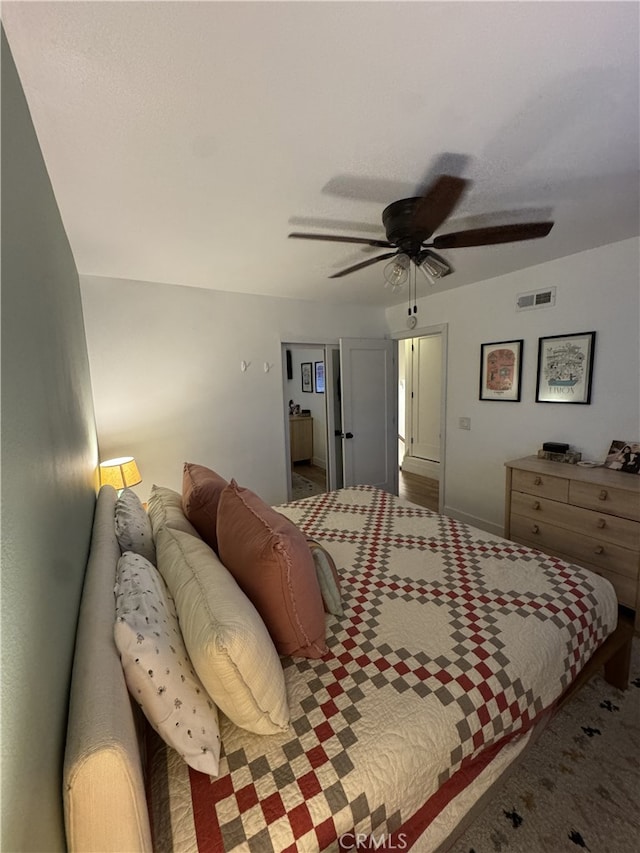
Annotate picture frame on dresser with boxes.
[604,440,640,475]
[301,361,313,393]
[536,331,596,404]
[479,339,523,401]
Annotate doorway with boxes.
[395,324,447,513]
[283,337,397,501]
[284,345,328,500]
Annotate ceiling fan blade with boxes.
[412,175,471,237]
[329,252,398,279]
[289,232,392,248]
[432,221,554,249]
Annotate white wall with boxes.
[285,346,326,467]
[386,238,640,534]
[81,277,387,504]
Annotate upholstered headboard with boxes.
[63,485,152,852]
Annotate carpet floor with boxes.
[448,637,640,853]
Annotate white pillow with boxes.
[154,525,290,735]
[114,551,220,776]
[114,488,156,565]
[147,484,200,539]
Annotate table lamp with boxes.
[99,456,142,493]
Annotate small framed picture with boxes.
[315,361,325,393]
[536,331,596,404]
[301,361,313,393]
[603,440,640,475]
[479,339,523,401]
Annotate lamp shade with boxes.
[99,456,142,490]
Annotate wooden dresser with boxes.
[289,415,313,463]
[505,456,640,630]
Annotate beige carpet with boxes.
[449,638,640,853]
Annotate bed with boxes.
[63,476,631,853]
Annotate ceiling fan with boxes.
[289,175,553,287]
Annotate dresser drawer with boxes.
[569,480,640,522]
[510,514,639,579]
[510,492,640,550]
[510,533,637,609]
[577,563,638,611]
[511,469,569,502]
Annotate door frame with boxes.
[391,323,448,513]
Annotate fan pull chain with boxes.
[413,264,417,314]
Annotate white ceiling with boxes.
[3,1,639,307]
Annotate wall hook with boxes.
[240,360,251,372]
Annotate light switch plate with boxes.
[459,417,471,430]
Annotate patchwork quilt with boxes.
[148,487,618,852]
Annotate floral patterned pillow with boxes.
[114,551,220,776]
[114,489,156,565]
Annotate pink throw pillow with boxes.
[216,481,327,659]
[182,462,228,553]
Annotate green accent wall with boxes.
[1,28,98,851]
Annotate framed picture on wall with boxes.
[479,339,523,401]
[536,331,596,404]
[315,361,325,393]
[301,361,313,393]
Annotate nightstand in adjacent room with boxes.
[289,415,313,464]
[505,456,640,631]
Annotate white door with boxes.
[410,335,442,462]
[339,338,396,493]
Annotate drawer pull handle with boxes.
[531,524,540,534]
[599,489,608,501]
[594,545,604,555]
[597,519,606,529]
[533,501,541,510]
[534,477,542,486]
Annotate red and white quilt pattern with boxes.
[148,487,618,852]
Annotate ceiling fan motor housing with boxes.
[382,198,427,257]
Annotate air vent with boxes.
[516,287,556,311]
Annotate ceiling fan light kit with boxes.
[419,252,450,285]
[289,171,554,292]
[383,253,410,289]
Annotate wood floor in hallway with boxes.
[398,469,439,512]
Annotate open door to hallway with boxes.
[284,345,329,500]
[283,338,397,500]
[397,325,447,512]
